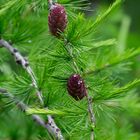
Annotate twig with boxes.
[86,94,96,140]
[0,39,43,105]
[63,39,96,139]
[63,39,80,73]
[48,0,53,4]
[0,39,64,140]
[64,38,96,139]
[0,90,64,140]
[0,88,7,93]
[48,0,53,8]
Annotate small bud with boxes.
[67,74,87,100]
[48,3,67,37]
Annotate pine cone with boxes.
[67,74,87,100]
[48,3,67,37]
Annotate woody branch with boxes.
[0,39,64,140]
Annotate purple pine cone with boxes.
[48,3,67,37]
[67,74,87,100]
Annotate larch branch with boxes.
[0,89,64,140]
[0,39,64,140]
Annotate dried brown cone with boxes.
[67,74,87,100]
[48,3,67,37]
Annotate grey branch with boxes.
[0,90,64,140]
[0,39,43,105]
[0,39,64,140]
[0,88,7,93]
[87,95,96,140]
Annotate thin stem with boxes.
[63,38,96,139]
[48,0,53,8]
[48,0,53,4]
[0,90,64,140]
[86,94,96,140]
[0,88,7,93]
[64,39,80,73]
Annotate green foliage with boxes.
[0,0,140,140]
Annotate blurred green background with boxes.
[87,0,140,81]
[92,0,140,132]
